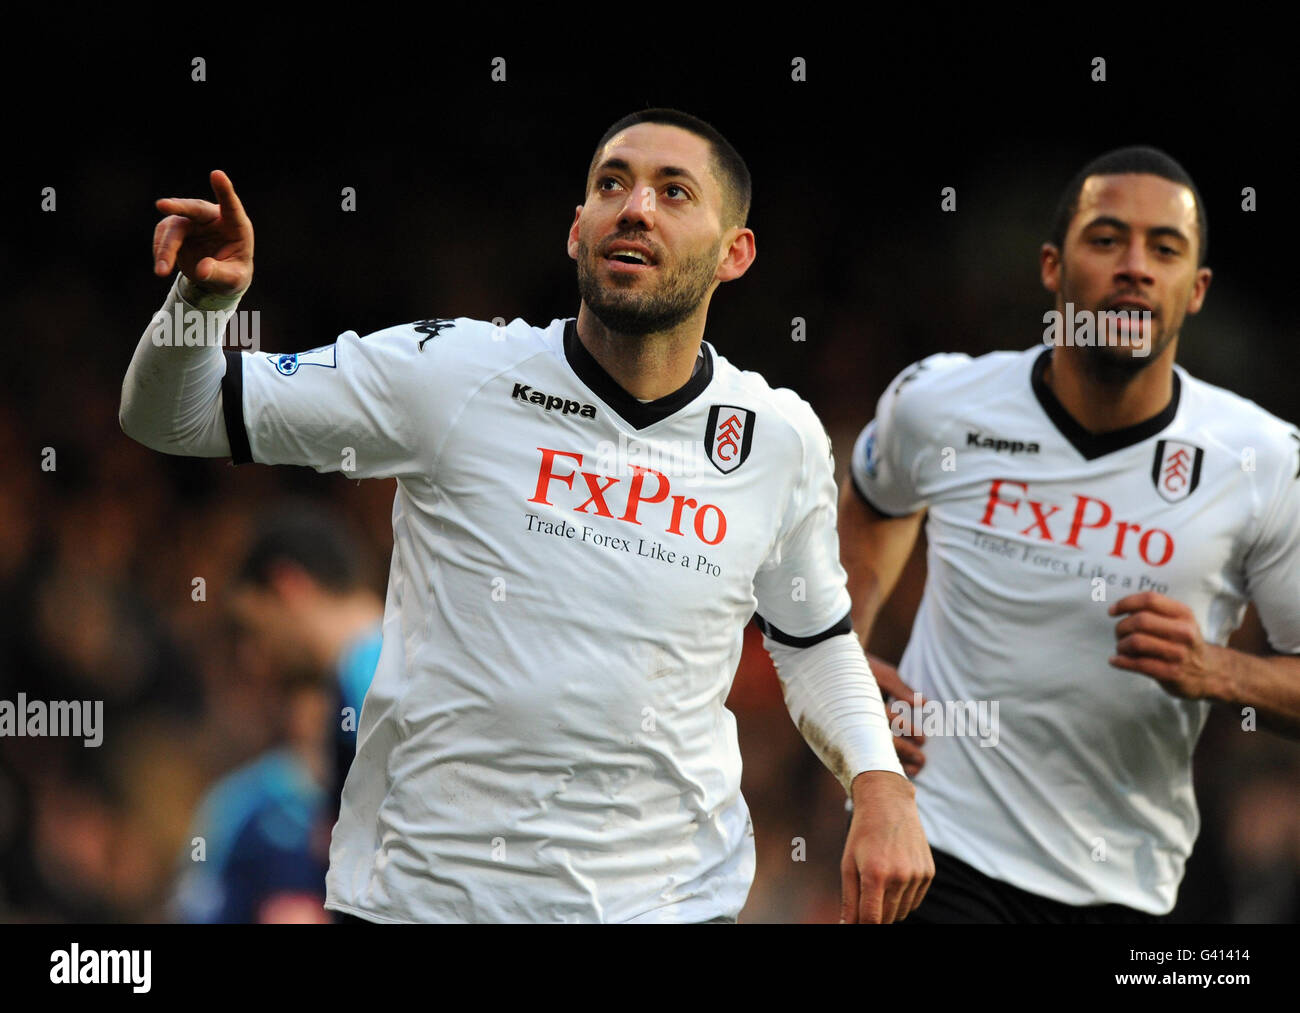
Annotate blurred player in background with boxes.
[120,108,931,923]
[841,146,1300,923]
[171,508,380,922]
[227,507,383,808]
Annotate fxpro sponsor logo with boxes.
[1042,302,1152,356]
[510,382,597,419]
[980,479,1175,566]
[888,693,1000,748]
[50,944,150,993]
[528,447,728,546]
[149,303,260,351]
[0,694,103,747]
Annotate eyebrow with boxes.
[593,157,705,192]
[1081,215,1191,246]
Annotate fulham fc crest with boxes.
[706,405,756,474]
[1151,439,1203,503]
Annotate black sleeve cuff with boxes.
[850,471,910,520]
[755,609,853,648]
[222,350,253,465]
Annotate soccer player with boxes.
[226,507,383,809]
[171,678,336,923]
[171,508,381,923]
[120,108,932,923]
[840,146,1300,923]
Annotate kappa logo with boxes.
[1151,440,1204,503]
[894,360,930,392]
[413,318,456,350]
[966,430,1041,455]
[272,345,337,376]
[511,382,597,419]
[705,405,755,474]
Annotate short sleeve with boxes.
[224,319,461,480]
[848,357,950,518]
[1244,428,1300,654]
[751,402,852,645]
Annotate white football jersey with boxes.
[222,315,887,922]
[850,346,1300,915]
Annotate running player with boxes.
[121,108,932,923]
[841,146,1300,922]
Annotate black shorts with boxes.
[907,847,1166,925]
[332,910,735,924]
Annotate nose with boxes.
[617,183,656,231]
[1114,238,1155,286]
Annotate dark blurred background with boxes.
[1,35,1295,922]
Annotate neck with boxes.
[1043,340,1178,433]
[306,592,383,671]
[290,731,330,789]
[575,303,706,401]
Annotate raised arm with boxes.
[122,171,446,479]
[119,170,254,456]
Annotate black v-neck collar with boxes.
[1031,347,1181,461]
[563,318,714,430]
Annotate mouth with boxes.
[603,241,657,272]
[1105,297,1154,315]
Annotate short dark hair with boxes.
[234,503,363,594]
[1050,146,1208,267]
[587,107,752,229]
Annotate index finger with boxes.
[857,872,884,924]
[1108,591,1188,619]
[209,169,249,226]
[840,860,860,924]
[155,197,220,223]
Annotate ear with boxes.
[715,227,756,283]
[566,205,583,261]
[1185,266,1212,316]
[1040,242,1061,295]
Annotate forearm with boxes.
[1207,645,1300,737]
[846,571,888,650]
[119,275,241,456]
[765,631,905,794]
[837,479,923,649]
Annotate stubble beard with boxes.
[1060,266,1180,387]
[577,236,721,337]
